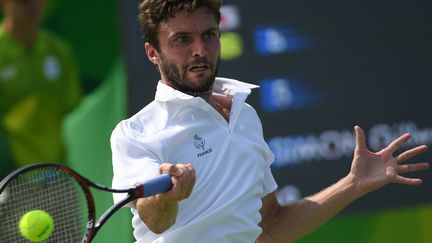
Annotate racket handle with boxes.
[142,174,173,197]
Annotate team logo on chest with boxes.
[193,135,213,158]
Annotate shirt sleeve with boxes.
[262,165,278,196]
[110,120,161,205]
[261,147,278,197]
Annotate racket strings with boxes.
[0,168,89,242]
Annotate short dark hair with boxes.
[138,0,221,51]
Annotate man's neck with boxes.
[3,17,39,49]
[206,93,232,122]
[160,78,215,98]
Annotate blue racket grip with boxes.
[141,174,173,197]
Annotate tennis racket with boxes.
[0,163,173,243]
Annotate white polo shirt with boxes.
[111,77,278,243]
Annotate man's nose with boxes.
[192,39,208,57]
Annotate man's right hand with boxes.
[135,163,196,234]
[159,163,196,201]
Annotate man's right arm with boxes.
[134,163,195,234]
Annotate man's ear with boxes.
[144,42,160,65]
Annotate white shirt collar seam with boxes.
[155,78,257,101]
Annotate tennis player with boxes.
[110,0,429,242]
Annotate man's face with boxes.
[146,7,221,94]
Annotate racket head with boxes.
[0,163,95,243]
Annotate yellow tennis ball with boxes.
[19,210,54,242]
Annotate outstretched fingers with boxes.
[394,174,424,186]
[394,144,429,185]
[397,162,430,174]
[396,145,429,163]
[386,133,412,154]
[354,126,367,152]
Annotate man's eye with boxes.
[176,36,190,44]
[204,32,217,40]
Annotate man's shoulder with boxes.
[0,29,18,56]
[0,28,68,55]
[38,29,67,44]
[38,29,75,56]
[113,100,185,138]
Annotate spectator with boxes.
[0,0,82,178]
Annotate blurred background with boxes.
[1,0,431,242]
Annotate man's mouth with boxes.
[189,65,209,72]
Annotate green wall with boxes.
[44,0,121,92]
[47,1,129,242]
[63,58,131,243]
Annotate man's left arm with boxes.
[258,126,429,243]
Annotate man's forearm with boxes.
[134,163,195,234]
[263,174,360,242]
[136,195,179,234]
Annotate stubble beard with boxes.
[159,53,220,96]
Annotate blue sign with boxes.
[260,78,323,112]
[254,26,311,55]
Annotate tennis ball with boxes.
[19,210,54,242]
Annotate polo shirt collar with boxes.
[155,77,259,103]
